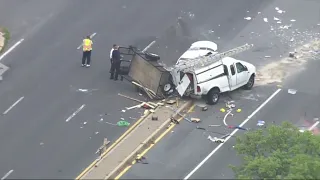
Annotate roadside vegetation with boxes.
[230,121,320,179]
[0,27,10,54]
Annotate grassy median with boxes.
[0,27,10,54]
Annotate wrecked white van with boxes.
[170,43,256,105]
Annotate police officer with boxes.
[82,36,93,67]
[110,45,121,80]
[110,44,116,64]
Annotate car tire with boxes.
[206,88,220,105]
[244,75,255,90]
[162,83,174,96]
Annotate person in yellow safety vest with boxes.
[82,36,93,67]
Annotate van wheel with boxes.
[244,75,255,90]
[207,88,220,105]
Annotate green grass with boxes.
[0,27,10,54]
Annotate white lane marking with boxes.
[184,88,282,179]
[0,39,24,61]
[142,40,156,53]
[65,104,85,122]
[77,33,97,50]
[3,96,24,115]
[1,169,13,180]
[308,121,319,131]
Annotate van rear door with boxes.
[176,74,191,96]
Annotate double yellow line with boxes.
[75,111,151,180]
[114,104,195,179]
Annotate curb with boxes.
[105,100,194,179]
[76,111,152,180]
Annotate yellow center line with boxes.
[114,104,195,179]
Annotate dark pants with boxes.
[110,61,120,80]
[82,50,92,65]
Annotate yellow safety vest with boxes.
[83,39,92,51]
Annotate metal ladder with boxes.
[173,43,254,72]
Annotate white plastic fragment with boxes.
[122,110,126,112]
[265,56,271,58]
[83,122,87,125]
[258,12,261,14]
[288,89,297,94]
[244,17,252,20]
[274,17,280,21]
[95,132,99,135]
[277,21,282,24]
[263,18,268,22]
[290,19,296,22]
[78,89,88,92]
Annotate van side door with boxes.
[228,64,237,90]
[235,62,249,86]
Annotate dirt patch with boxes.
[256,39,320,86]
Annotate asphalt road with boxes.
[121,59,320,180]
[121,0,320,179]
[0,0,265,178]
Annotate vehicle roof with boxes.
[221,57,237,65]
[190,41,218,51]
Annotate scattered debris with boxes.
[289,52,296,58]
[151,116,158,121]
[228,125,247,131]
[78,89,88,92]
[105,121,117,126]
[121,110,126,112]
[220,108,226,113]
[275,7,285,14]
[166,99,176,105]
[95,132,99,135]
[196,126,206,130]
[170,117,180,124]
[207,135,225,143]
[166,106,191,122]
[288,89,297,94]
[96,138,110,156]
[264,56,271,58]
[209,124,222,127]
[290,19,296,22]
[117,120,130,127]
[99,118,104,122]
[273,17,280,21]
[202,106,208,111]
[191,118,201,123]
[257,120,265,127]
[40,142,44,146]
[236,109,242,113]
[263,18,268,22]
[118,93,145,103]
[80,126,83,129]
[244,17,252,20]
[136,155,148,164]
[83,122,87,125]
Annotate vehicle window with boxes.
[230,65,235,75]
[223,65,229,76]
[236,62,246,73]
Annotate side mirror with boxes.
[243,65,248,71]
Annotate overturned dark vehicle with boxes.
[117,46,175,99]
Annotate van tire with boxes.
[244,75,255,90]
[207,88,220,105]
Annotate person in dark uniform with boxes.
[110,45,121,80]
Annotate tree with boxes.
[230,121,320,179]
